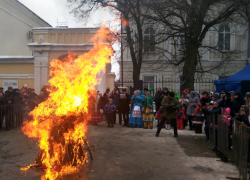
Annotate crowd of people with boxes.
[0,84,49,130]
[91,86,250,139]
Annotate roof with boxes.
[214,64,250,85]
[16,0,51,27]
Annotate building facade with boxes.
[0,0,115,93]
[119,5,250,93]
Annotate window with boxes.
[218,25,230,51]
[144,27,155,52]
[143,76,154,89]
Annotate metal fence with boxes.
[0,104,27,131]
[232,119,250,180]
[208,114,250,180]
[217,115,229,158]
[115,78,216,96]
[209,113,216,146]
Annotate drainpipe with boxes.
[247,6,250,66]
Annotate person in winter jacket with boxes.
[176,105,186,130]
[201,91,210,107]
[186,91,200,130]
[13,89,23,126]
[104,99,117,127]
[222,94,231,108]
[234,105,249,125]
[0,96,5,130]
[154,88,162,113]
[4,86,14,103]
[5,99,13,130]
[20,84,28,97]
[0,87,4,97]
[119,89,131,127]
[231,91,246,117]
[111,89,121,124]
[156,92,180,137]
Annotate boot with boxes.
[144,122,148,129]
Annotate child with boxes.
[176,105,186,130]
[104,99,117,128]
[193,103,204,133]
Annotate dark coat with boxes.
[161,96,180,119]
[4,90,13,103]
[201,97,209,107]
[119,93,131,112]
[231,93,246,117]
[234,114,249,125]
[12,92,23,104]
[104,103,117,114]
[97,96,106,110]
[154,91,162,105]
[111,93,120,109]
[222,95,231,108]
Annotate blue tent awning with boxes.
[214,64,250,92]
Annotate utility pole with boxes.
[121,17,124,87]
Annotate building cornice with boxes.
[0,74,34,79]
[0,56,34,63]
[27,43,96,51]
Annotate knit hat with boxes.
[109,99,113,102]
[225,108,230,115]
[246,92,250,97]
[169,92,175,97]
[8,86,13,90]
[190,91,196,96]
[24,84,27,88]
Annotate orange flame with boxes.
[21,26,114,180]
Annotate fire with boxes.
[21,26,114,180]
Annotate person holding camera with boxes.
[156,92,180,137]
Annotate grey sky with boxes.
[19,0,113,27]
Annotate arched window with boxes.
[218,25,230,51]
[144,27,155,52]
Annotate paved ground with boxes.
[0,121,239,180]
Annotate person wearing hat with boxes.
[142,90,155,129]
[231,91,245,117]
[20,84,28,97]
[4,86,13,103]
[104,99,117,127]
[156,91,180,137]
[111,88,121,125]
[119,89,131,127]
[186,91,200,130]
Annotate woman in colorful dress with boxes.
[142,90,155,129]
[128,90,144,128]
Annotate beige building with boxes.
[0,0,115,93]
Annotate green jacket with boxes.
[142,95,154,110]
[161,96,180,119]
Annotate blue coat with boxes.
[104,103,117,114]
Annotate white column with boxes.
[34,59,41,93]
[96,71,106,94]
[41,59,49,88]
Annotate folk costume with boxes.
[90,94,102,124]
[142,94,155,129]
[128,90,144,128]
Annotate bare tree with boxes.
[143,0,250,91]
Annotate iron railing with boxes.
[208,114,250,180]
[115,78,216,96]
[0,104,28,131]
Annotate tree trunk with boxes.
[181,44,199,92]
[133,65,141,89]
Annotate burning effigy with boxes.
[21,26,115,180]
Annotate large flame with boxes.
[21,26,114,180]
